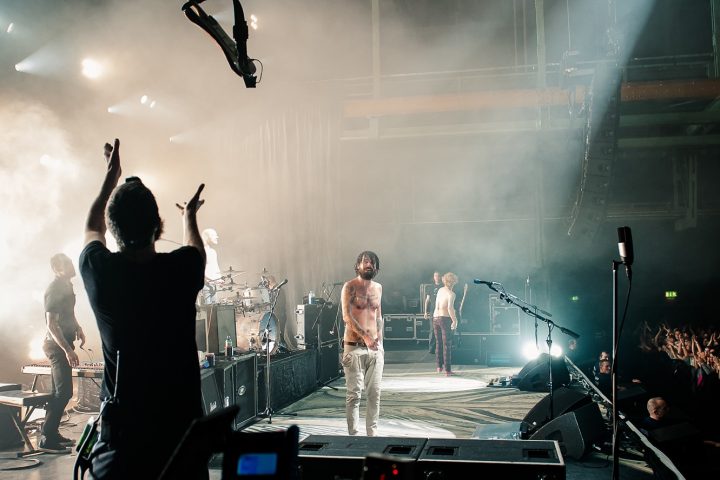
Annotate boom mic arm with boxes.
[182,0,258,87]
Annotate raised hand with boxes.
[176,184,205,216]
[104,138,122,183]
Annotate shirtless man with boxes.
[341,251,384,436]
[433,272,458,376]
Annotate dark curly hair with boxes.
[354,250,380,276]
[106,177,164,250]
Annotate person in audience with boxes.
[79,138,207,479]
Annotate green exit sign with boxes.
[665,291,678,299]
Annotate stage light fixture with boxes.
[81,58,104,79]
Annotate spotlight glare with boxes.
[550,344,563,358]
[522,342,540,360]
[14,63,24,72]
[140,95,148,105]
[7,22,15,34]
[107,106,116,114]
[149,100,157,108]
[81,58,104,79]
[250,14,258,30]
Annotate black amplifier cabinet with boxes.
[204,305,237,355]
[296,303,340,347]
[417,438,565,480]
[298,435,426,480]
[214,354,258,429]
[317,341,341,385]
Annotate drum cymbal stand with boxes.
[256,279,296,424]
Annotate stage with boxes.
[0,346,655,480]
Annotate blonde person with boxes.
[433,272,458,376]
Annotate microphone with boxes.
[273,278,288,290]
[473,279,500,286]
[617,226,633,266]
[333,282,344,286]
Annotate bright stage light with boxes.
[522,341,563,360]
[6,22,14,34]
[81,58,104,79]
[250,14,258,30]
[28,336,45,362]
[140,95,149,105]
[15,62,27,72]
[149,100,157,108]
[522,342,540,360]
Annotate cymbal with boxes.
[221,267,245,275]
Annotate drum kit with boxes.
[204,268,280,355]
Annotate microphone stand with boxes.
[256,281,296,424]
[611,260,621,480]
[483,283,579,422]
[310,284,341,391]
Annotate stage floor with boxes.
[0,348,654,479]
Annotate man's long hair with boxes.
[106,177,164,250]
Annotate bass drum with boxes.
[236,310,278,355]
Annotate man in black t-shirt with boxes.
[424,272,442,353]
[79,139,207,479]
[40,253,86,452]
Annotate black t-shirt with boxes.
[44,277,77,345]
[428,282,442,314]
[79,241,205,431]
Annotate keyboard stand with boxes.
[0,390,54,457]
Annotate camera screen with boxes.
[236,452,278,476]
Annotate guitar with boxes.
[452,284,468,347]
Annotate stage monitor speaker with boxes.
[206,305,236,355]
[298,435,426,480]
[529,402,606,460]
[522,387,593,435]
[201,369,223,416]
[231,354,258,429]
[417,438,565,479]
[516,354,570,392]
[317,341,341,385]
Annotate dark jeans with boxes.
[433,316,453,373]
[428,322,436,352]
[42,341,73,439]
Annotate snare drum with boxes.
[236,310,278,355]
[242,287,271,310]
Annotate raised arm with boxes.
[176,184,206,263]
[84,139,122,246]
